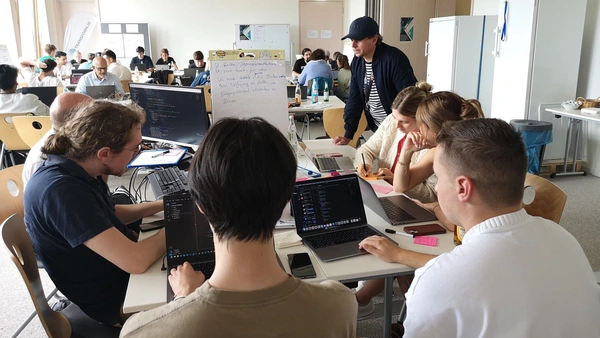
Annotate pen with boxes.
[385,228,415,239]
[151,150,169,158]
[361,153,366,170]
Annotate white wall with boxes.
[97,0,299,64]
[471,0,499,15]
[578,0,600,175]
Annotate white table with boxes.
[545,108,595,177]
[123,141,455,338]
[289,96,345,139]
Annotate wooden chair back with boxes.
[0,113,31,151]
[323,108,367,148]
[167,73,175,86]
[1,214,72,338]
[12,116,52,149]
[121,80,132,93]
[522,174,567,223]
[198,85,212,113]
[0,164,25,223]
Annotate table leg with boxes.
[554,118,586,177]
[383,276,393,338]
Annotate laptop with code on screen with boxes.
[291,174,395,262]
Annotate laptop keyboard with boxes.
[191,261,216,279]
[317,157,340,171]
[305,226,378,249]
[379,198,416,224]
[148,167,189,197]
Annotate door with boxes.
[299,1,344,57]
[426,18,456,92]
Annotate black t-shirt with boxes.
[24,155,137,325]
[156,56,176,65]
[293,58,307,74]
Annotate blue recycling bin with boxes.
[510,120,553,174]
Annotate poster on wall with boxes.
[400,17,414,42]
[239,25,252,41]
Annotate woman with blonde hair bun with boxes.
[355,81,437,202]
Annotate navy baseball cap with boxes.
[341,16,379,40]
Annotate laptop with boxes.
[291,174,396,262]
[303,146,354,172]
[130,63,147,71]
[70,69,92,85]
[155,64,170,71]
[183,68,198,78]
[21,87,57,107]
[357,177,438,225]
[164,193,216,302]
[86,85,116,99]
[287,85,308,100]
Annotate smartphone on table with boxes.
[403,223,447,236]
[287,253,317,279]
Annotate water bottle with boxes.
[311,80,318,104]
[195,69,199,78]
[295,83,301,105]
[134,66,139,82]
[324,82,330,102]
[287,115,299,157]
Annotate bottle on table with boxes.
[453,225,465,245]
[134,66,140,82]
[295,83,302,105]
[287,115,299,157]
[195,69,199,78]
[324,82,330,102]
[311,80,318,104]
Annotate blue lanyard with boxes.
[501,1,508,41]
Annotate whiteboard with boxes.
[209,49,288,134]
[235,24,291,63]
[100,23,151,66]
[0,45,13,65]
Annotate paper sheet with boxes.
[108,24,122,33]
[371,183,393,194]
[128,149,186,167]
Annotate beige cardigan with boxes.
[354,114,438,203]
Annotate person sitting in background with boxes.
[297,48,333,87]
[103,50,132,81]
[0,64,49,115]
[361,118,600,337]
[54,51,73,80]
[292,48,311,77]
[130,46,154,72]
[70,50,86,68]
[120,117,357,338]
[75,57,124,96]
[155,48,177,70]
[19,58,63,88]
[188,51,205,71]
[78,53,96,70]
[39,44,56,62]
[330,51,341,70]
[333,54,351,101]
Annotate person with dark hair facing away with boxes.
[297,48,334,87]
[103,49,132,81]
[0,64,49,115]
[130,46,154,72]
[155,48,177,70]
[188,50,205,71]
[18,57,63,88]
[333,16,417,145]
[360,118,600,337]
[330,51,341,70]
[54,51,73,80]
[24,101,165,326]
[292,47,311,77]
[120,117,358,338]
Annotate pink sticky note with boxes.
[414,236,438,247]
[296,177,309,182]
[371,183,393,194]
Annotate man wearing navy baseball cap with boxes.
[333,16,417,145]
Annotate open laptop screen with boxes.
[164,194,214,264]
[292,175,367,235]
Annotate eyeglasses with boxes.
[95,67,108,71]
[123,144,142,153]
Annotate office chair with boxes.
[322,108,368,148]
[121,80,132,93]
[12,116,52,149]
[0,113,32,169]
[1,214,121,338]
[522,173,567,223]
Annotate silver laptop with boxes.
[155,64,170,71]
[291,174,396,262]
[357,177,437,225]
[302,146,354,172]
[86,85,116,99]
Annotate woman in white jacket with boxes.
[354,81,437,203]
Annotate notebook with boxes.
[164,193,216,302]
[303,146,354,172]
[357,177,438,225]
[291,174,395,262]
[86,85,116,99]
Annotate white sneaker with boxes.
[357,299,375,320]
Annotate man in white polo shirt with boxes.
[54,51,73,81]
[75,57,124,96]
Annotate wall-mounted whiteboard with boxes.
[235,24,291,63]
[209,49,288,134]
[100,23,151,66]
